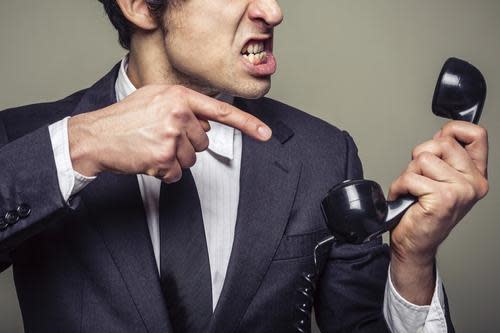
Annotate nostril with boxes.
[250,17,273,30]
[248,1,283,27]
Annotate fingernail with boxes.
[258,126,272,140]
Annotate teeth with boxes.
[241,39,268,66]
[243,51,267,65]
[241,41,265,55]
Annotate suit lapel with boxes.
[209,98,302,333]
[72,64,172,333]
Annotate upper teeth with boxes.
[242,41,265,54]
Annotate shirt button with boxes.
[5,210,20,225]
[17,204,31,218]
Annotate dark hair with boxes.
[98,0,166,50]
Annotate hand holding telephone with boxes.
[294,58,487,333]
[321,58,487,244]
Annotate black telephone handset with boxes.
[321,57,487,244]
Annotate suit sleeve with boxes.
[314,131,456,332]
[0,116,75,273]
[314,131,392,332]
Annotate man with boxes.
[0,0,489,332]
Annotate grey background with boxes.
[1,0,499,332]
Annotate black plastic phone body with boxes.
[321,58,487,245]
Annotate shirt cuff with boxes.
[383,264,448,333]
[48,117,96,202]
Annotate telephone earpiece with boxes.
[321,58,487,244]
[432,57,486,124]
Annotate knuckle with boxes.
[241,115,251,131]
[400,171,413,184]
[163,126,182,139]
[154,147,175,164]
[442,121,456,132]
[411,144,427,160]
[416,152,434,166]
[168,85,187,97]
[411,140,432,160]
[438,136,455,149]
[170,107,190,121]
[215,103,231,118]
[463,182,477,201]
[440,189,457,206]
[476,126,488,140]
[445,120,462,133]
[477,178,490,199]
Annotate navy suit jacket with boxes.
[0,64,453,332]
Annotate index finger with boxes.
[437,120,489,177]
[184,89,272,141]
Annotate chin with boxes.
[228,78,271,99]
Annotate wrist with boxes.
[390,251,436,305]
[390,231,437,267]
[68,113,103,177]
[391,245,436,268]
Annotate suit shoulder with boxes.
[256,97,360,196]
[0,89,87,141]
[259,97,348,146]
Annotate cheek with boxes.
[165,21,231,75]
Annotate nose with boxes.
[248,0,284,28]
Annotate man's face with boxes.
[160,0,283,98]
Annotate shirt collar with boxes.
[115,56,236,160]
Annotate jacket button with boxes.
[0,218,7,231]
[17,204,31,218]
[5,211,20,225]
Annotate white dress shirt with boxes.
[47,56,448,332]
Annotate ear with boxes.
[115,0,159,30]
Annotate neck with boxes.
[127,30,219,97]
[127,30,169,88]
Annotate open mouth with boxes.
[241,40,268,65]
[239,37,276,76]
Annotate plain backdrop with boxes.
[1,1,499,332]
